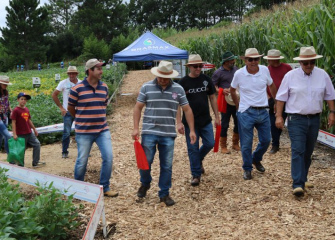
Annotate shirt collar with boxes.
[298,67,314,77]
[153,78,173,89]
[242,65,261,76]
[83,77,102,86]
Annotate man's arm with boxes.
[268,83,277,100]
[230,87,239,110]
[209,94,220,126]
[132,101,145,140]
[181,104,196,144]
[52,90,67,116]
[176,106,184,134]
[275,100,285,129]
[12,119,17,140]
[326,100,335,128]
[28,119,38,137]
[68,105,76,118]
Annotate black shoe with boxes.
[137,185,150,198]
[243,170,252,180]
[253,161,265,173]
[160,195,175,206]
[191,176,200,186]
[62,152,69,158]
[32,162,46,168]
[269,146,279,154]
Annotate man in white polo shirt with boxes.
[230,48,277,180]
[276,46,335,197]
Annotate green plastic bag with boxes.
[7,138,25,166]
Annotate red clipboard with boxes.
[217,88,227,113]
[213,124,221,153]
[134,139,149,170]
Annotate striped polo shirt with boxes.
[137,79,189,137]
[68,78,109,134]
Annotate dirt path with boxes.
[2,70,335,239]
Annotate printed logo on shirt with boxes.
[172,92,178,99]
[21,112,29,121]
[186,81,209,94]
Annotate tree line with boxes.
[0,0,293,72]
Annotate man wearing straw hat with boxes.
[275,46,335,197]
[178,54,220,186]
[263,49,292,154]
[132,60,196,206]
[52,66,82,159]
[230,48,277,180]
[212,51,240,154]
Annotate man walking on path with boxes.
[68,59,118,198]
[231,48,277,180]
[52,66,81,158]
[132,60,196,206]
[178,54,220,186]
[212,51,240,154]
[264,50,292,154]
[275,46,335,197]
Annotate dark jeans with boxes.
[220,104,238,137]
[62,112,75,154]
[269,110,287,147]
[19,132,41,166]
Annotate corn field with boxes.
[175,0,335,133]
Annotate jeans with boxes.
[0,121,11,153]
[269,109,287,148]
[74,130,113,192]
[237,108,271,171]
[220,104,238,137]
[62,112,74,154]
[287,114,320,189]
[18,132,41,166]
[185,123,215,177]
[140,134,175,198]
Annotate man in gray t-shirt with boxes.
[132,61,196,207]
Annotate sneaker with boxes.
[32,162,46,168]
[269,146,279,154]
[137,185,150,198]
[243,170,252,180]
[191,176,200,186]
[293,187,304,197]
[62,152,69,158]
[160,195,175,206]
[253,161,265,173]
[305,182,314,188]
[104,190,119,197]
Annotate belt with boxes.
[250,106,268,110]
[289,113,320,118]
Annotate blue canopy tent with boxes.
[113,32,188,62]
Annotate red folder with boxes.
[213,124,221,153]
[134,139,149,170]
[217,88,227,113]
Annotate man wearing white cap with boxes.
[276,46,335,197]
[132,60,196,206]
[263,49,292,154]
[52,66,82,158]
[68,59,118,198]
[230,48,277,180]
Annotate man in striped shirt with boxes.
[68,58,118,198]
[132,60,196,206]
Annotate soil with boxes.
[2,70,335,239]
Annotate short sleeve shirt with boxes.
[212,66,238,89]
[56,78,82,109]
[11,107,32,135]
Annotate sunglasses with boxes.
[247,58,260,62]
[301,60,316,66]
[191,64,203,69]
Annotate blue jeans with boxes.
[185,123,215,177]
[74,130,113,192]
[237,108,271,171]
[221,104,238,137]
[269,110,287,147]
[140,134,175,198]
[62,112,74,154]
[0,121,11,153]
[287,114,320,189]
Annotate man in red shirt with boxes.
[264,49,292,154]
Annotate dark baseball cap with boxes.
[17,92,31,100]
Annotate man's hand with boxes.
[177,122,185,134]
[215,116,221,126]
[34,129,39,137]
[275,116,284,129]
[189,131,196,144]
[328,112,335,128]
[60,108,67,116]
[132,129,140,140]
[223,88,230,96]
[13,134,18,140]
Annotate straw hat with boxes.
[184,54,205,66]
[293,46,323,61]
[0,76,12,85]
[225,91,239,106]
[151,61,179,78]
[241,48,264,59]
[67,66,78,73]
[263,49,284,60]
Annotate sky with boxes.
[0,0,49,34]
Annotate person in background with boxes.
[178,54,220,186]
[275,46,335,197]
[230,48,277,180]
[132,60,196,206]
[52,66,82,158]
[0,76,13,154]
[11,93,44,168]
[212,51,240,154]
[263,49,292,154]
